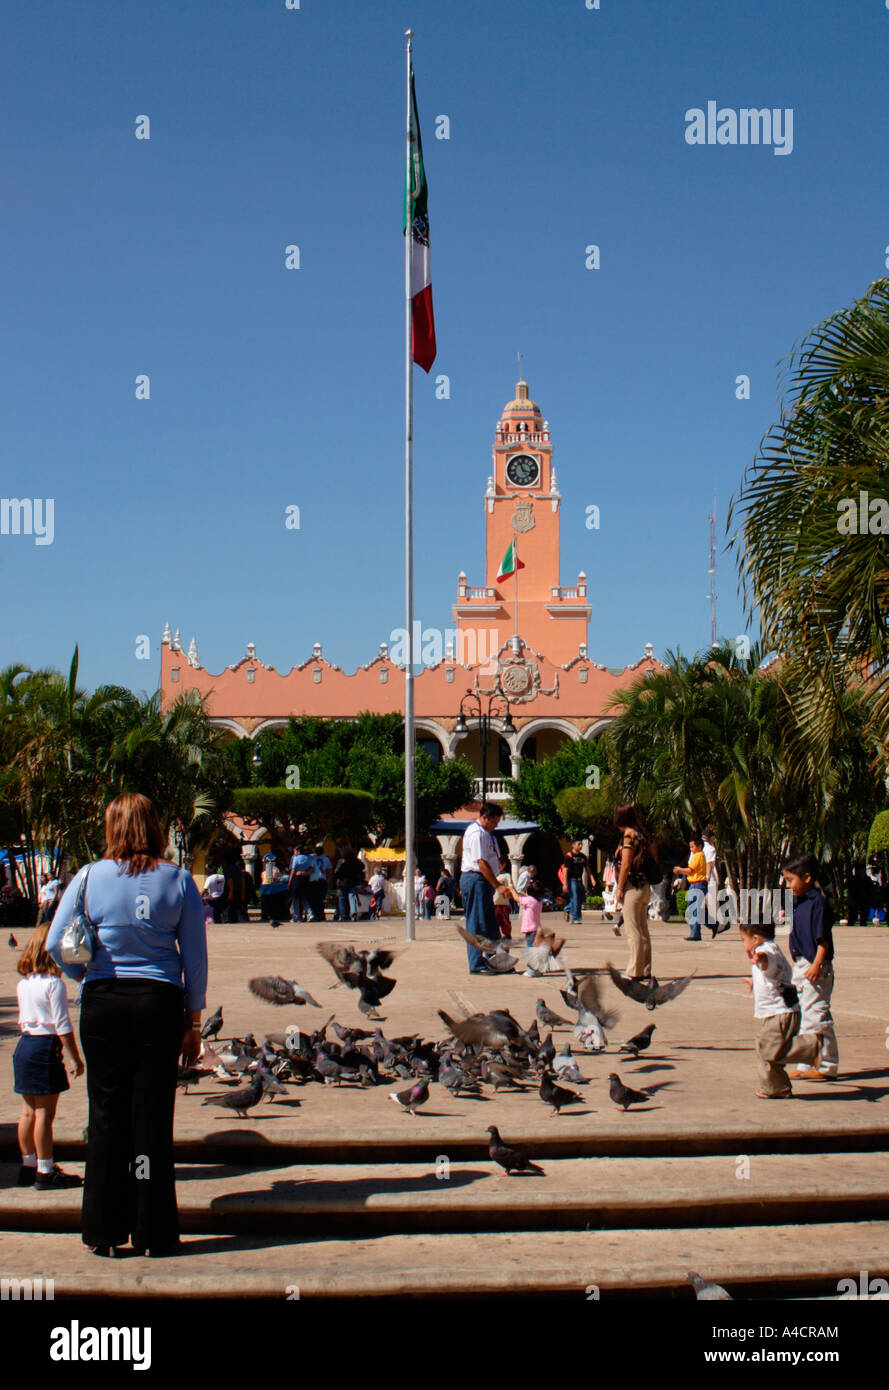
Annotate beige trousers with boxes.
[623,884,652,978]
[756,1011,820,1095]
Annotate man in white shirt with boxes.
[37,875,61,925]
[459,803,504,974]
[202,866,227,924]
[369,870,386,919]
[702,827,719,934]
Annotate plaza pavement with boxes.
[1,911,888,1297]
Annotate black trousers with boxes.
[80,979,185,1249]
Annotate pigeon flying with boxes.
[606,963,696,1011]
[249,975,322,1008]
[486,1126,544,1176]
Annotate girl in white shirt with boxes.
[14,923,84,1190]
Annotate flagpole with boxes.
[512,530,519,650]
[403,29,416,943]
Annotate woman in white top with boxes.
[14,922,84,1190]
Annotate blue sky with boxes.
[2,0,886,692]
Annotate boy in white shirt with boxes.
[740,923,823,1098]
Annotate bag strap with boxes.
[74,866,94,925]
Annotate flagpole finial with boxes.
[405,28,413,38]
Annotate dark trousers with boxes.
[80,979,185,1250]
[460,872,498,969]
[308,879,326,922]
[290,878,310,921]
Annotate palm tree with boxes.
[729,278,889,753]
[604,644,884,897]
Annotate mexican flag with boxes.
[405,65,436,373]
[497,538,525,583]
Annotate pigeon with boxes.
[201,1074,263,1118]
[481,1058,529,1093]
[316,942,397,1013]
[608,1072,651,1111]
[176,1065,206,1093]
[688,1271,733,1300]
[314,1048,352,1086]
[539,1069,583,1116]
[486,1126,544,1176]
[620,1024,656,1056]
[606,963,696,1011]
[536,998,572,1029]
[438,1009,519,1051]
[256,1065,288,1101]
[439,1052,478,1097]
[560,973,618,1052]
[7,933,17,948]
[456,925,518,972]
[389,1079,429,1116]
[201,1006,223,1041]
[553,1045,587,1084]
[248,975,321,1008]
[537,1032,555,1070]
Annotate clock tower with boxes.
[453,377,591,667]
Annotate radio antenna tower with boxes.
[707,494,717,647]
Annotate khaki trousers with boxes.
[623,884,652,978]
[755,1011,820,1095]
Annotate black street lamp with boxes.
[454,689,515,806]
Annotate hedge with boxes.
[868,811,889,855]
[231,786,375,836]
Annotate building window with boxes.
[246,667,255,684]
[313,669,322,683]
[445,668,454,682]
[578,668,588,683]
[170,667,179,683]
[379,668,388,683]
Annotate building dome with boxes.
[500,378,542,418]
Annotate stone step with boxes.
[6,1110,889,1168]
[1,1220,886,1299]
[4,1152,889,1237]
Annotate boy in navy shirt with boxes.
[782,852,837,1080]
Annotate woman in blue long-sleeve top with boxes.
[48,792,207,1258]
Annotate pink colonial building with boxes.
[160,377,661,877]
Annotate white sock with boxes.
[37,1158,54,1175]
[22,1153,37,1168]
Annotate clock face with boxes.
[506,454,540,488]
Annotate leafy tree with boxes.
[605,643,884,895]
[729,277,889,753]
[507,737,608,837]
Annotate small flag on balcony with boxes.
[496,538,525,583]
